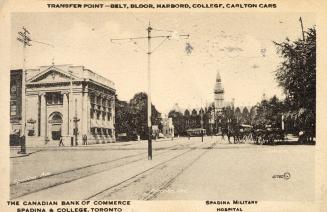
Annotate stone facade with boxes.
[21,64,116,146]
[162,117,174,138]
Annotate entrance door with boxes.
[49,113,63,140]
[51,124,61,140]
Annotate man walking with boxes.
[83,134,88,146]
[59,136,64,146]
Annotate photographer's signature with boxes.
[272,172,291,180]
[14,171,51,184]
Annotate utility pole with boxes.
[69,70,73,146]
[299,17,307,110]
[147,23,152,159]
[17,27,32,154]
[299,17,305,41]
[200,99,204,142]
[111,21,190,160]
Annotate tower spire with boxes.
[216,70,221,82]
[214,70,224,111]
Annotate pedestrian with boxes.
[18,134,26,154]
[59,136,64,146]
[298,130,305,144]
[83,134,88,146]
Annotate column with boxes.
[62,92,69,136]
[39,93,47,138]
[88,92,92,137]
[111,96,116,141]
[82,89,88,136]
[68,92,74,139]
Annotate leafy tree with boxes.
[115,92,162,140]
[115,96,134,138]
[234,107,242,123]
[249,106,256,125]
[168,110,185,135]
[241,107,250,124]
[274,26,316,135]
[253,96,284,128]
[129,92,162,139]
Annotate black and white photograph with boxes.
[1,1,326,211]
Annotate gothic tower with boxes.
[214,70,224,112]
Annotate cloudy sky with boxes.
[11,12,315,114]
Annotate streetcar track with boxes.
[12,141,196,199]
[85,141,214,200]
[11,142,191,186]
[11,152,144,186]
[144,142,217,200]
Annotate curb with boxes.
[10,153,32,158]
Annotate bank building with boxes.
[10,64,116,146]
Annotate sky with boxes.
[11,12,315,114]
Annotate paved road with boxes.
[10,136,315,200]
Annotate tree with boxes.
[129,92,162,139]
[249,106,256,125]
[253,96,284,128]
[168,110,185,136]
[241,107,250,124]
[274,26,316,136]
[115,96,133,139]
[234,107,241,123]
[115,92,162,140]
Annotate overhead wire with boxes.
[152,28,174,33]
[129,11,147,27]
[31,39,55,48]
[150,36,169,54]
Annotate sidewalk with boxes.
[9,137,180,158]
[10,147,43,158]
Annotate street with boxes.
[10,137,315,201]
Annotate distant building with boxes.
[10,64,116,146]
[162,117,174,138]
[10,70,23,145]
[168,70,255,135]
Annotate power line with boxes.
[152,28,174,33]
[110,21,190,160]
[129,12,146,27]
[150,37,169,53]
[31,39,55,47]
[16,26,32,153]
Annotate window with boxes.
[90,94,95,104]
[96,96,101,105]
[46,93,63,105]
[10,104,17,116]
[10,83,17,96]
